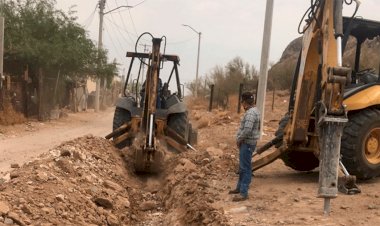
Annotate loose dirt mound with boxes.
[0,135,228,225]
[0,100,26,126]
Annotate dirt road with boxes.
[0,108,114,174]
[0,94,380,225]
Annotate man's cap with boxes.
[241,91,254,102]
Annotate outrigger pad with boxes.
[338,175,361,195]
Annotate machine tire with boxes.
[167,113,187,139]
[276,114,320,171]
[341,108,380,180]
[112,107,132,149]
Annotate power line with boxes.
[106,2,135,44]
[115,0,137,42]
[167,37,196,45]
[104,17,134,46]
[125,0,138,36]
[83,4,98,28]
[104,25,127,61]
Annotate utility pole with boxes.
[182,24,201,98]
[195,32,201,98]
[0,0,4,90]
[256,0,274,138]
[94,1,133,111]
[95,0,105,112]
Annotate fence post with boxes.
[208,84,214,112]
[272,85,275,111]
[237,83,243,113]
[38,68,44,121]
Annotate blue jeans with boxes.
[236,143,256,197]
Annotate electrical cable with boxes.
[297,0,323,34]
[115,0,137,43]
[106,3,136,45]
[104,18,134,46]
[125,0,139,36]
[104,25,127,61]
[83,3,98,28]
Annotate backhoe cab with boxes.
[106,33,197,173]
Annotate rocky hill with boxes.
[269,35,380,90]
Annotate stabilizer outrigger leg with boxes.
[338,160,361,195]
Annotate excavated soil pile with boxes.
[0,135,229,225]
[0,100,26,126]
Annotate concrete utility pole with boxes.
[95,0,106,112]
[182,24,201,98]
[95,1,133,111]
[256,0,274,138]
[0,17,4,90]
[0,0,4,90]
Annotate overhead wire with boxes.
[125,0,139,36]
[104,17,134,46]
[104,25,126,64]
[106,2,136,45]
[114,0,137,44]
[83,3,98,29]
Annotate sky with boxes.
[55,0,380,87]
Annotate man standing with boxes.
[229,91,260,201]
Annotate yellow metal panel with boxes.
[344,85,380,111]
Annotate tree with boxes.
[2,0,118,118]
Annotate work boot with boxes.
[228,189,240,194]
[232,194,248,202]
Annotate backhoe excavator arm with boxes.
[253,0,352,214]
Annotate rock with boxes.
[10,163,20,168]
[9,171,20,179]
[368,205,377,210]
[140,201,156,211]
[201,158,211,165]
[174,159,197,172]
[21,205,32,214]
[36,171,48,182]
[3,218,13,225]
[0,201,10,215]
[218,143,228,150]
[55,194,65,202]
[60,149,71,157]
[206,147,224,158]
[55,159,74,174]
[107,214,120,226]
[116,197,130,209]
[226,206,248,214]
[103,180,123,192]
[94,197,113,209]
[7,212,26,226]
[41,207,55,215]
[340,205,349,210]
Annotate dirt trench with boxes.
[0,135,228,225]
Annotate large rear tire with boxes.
[167,113,187,139]
[276,114,320,171]
[341,108,380,180]
[113,107,132,149]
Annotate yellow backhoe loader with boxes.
[106,33,197,173]
[252,0,380,214]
